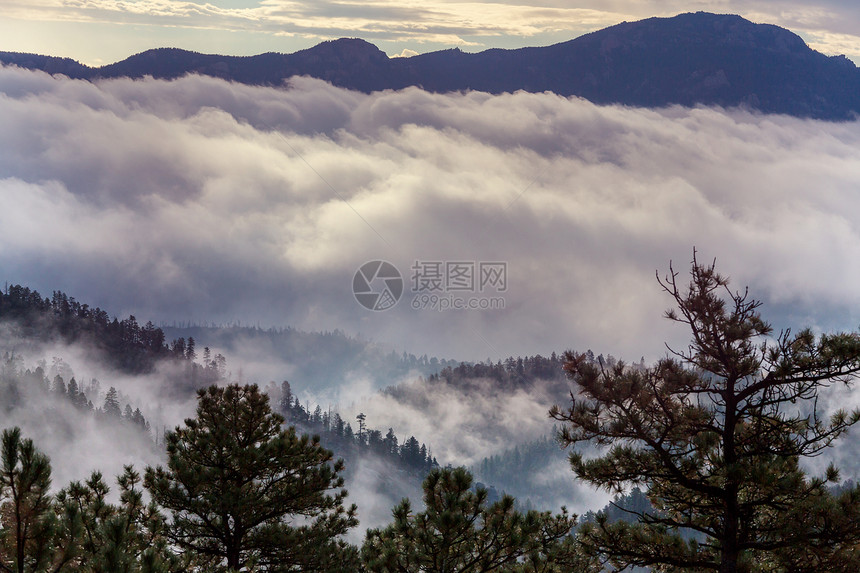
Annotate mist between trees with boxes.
[1,255,860,572]
[0,384,600,572]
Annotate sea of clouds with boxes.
[3,65,860,366]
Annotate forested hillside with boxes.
[163,324,459,393]
[275,380,437,473]
[0,285,221,383]
[0,353,152,433]
[2,264,860,572]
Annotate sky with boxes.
[2,67,860,365]
[1,1,859,65]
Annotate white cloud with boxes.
[2,67,860,369]
[0,0,624,53]
[340,376,559,465]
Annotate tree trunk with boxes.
[226,542,241,571]
[721,380,740,573]
[16,499,24,573]
[720,490,740,573]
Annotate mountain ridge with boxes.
[2,11,858,119]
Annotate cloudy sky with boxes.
[2,64,860,365]
[1,1,859,65]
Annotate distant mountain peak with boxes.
[318,37,383,50]
[2,12,857,119]
[297,37,389,64]
[574,11,809,55]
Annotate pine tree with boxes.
[212,354,226,378]
[170,339,185,360]
[356,413,366,443]
[144,384,358,572]
[0,428,75,573]
[419,444,428,470]
[383,428,398,458]
[66,378,81,409]
[550,255,860,572]
[56,466,182,572]
[278,381,292,416]
[367,429,383,453]
[333,413,345,438]
[401,436,421,467]
[362,467,597,573]
[131,409,148,433]
[102,388,121,418]
[184,337,196,362]
[52,376,66,398]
